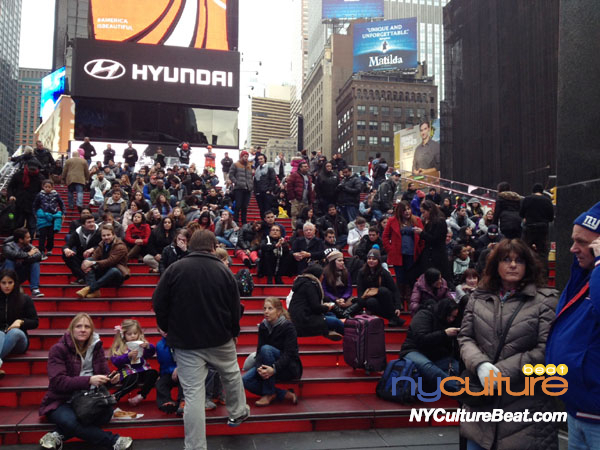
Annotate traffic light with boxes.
[550,187,557,205]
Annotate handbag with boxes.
[70,385,117,425]
[458,300,525,407]
[362,277,381,298]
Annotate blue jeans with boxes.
[68,183,84,208]
[216,236,234,247]
[372,209,384,221]
[340,205,358,223]
[48,403,119,448]
[466,440,486,450]
[324,312,345,334]
[85,266,125,292]
[242,345,287,401]
[0,328,28,360]
[2,259,40,290]
[568,413,600,449]
[404,351,459,392]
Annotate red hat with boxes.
[417,190,426,198]
[182,143,189,150]
[207,145,212,150]
[240,150,249,158]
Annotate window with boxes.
[357,105,366,114]
[394,107,402,117]
[357,135,366,144]
[381,106,390,116]
[381,122,390,132]
[369,105,378,115]
[369,121,378,131]
[369,136,378,145]
[393,123,402,132]
[408,108,414,118]
[357,120,366,130]
[381,136,391,145]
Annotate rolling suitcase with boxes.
[343,314,386,374]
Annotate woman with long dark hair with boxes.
[416,200,453,287]
[159,229,189,275]
[143,217,176,273]
[0,269,39,378]
[321,250,354,317]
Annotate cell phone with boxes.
[108,370,117,378]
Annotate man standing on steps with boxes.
[61,151,90,210]
[122,141,138,170]
[221,152,233,182]
[153,230,249,450]
[287,161,314,224]
[80,137,96,166]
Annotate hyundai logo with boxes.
[84,59,126,80]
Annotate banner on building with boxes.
[394,120,441,176]
[322,0,383,20]
[353,18,418,73]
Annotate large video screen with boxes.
[353,18,418,73]
[322,0,384,20]
[40,67,66,122]
[89,0,238,51]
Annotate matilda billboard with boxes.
[322,0,384,20]
[353,18,418,73]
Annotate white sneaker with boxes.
[39,431,63,449]
[113,436,133,449]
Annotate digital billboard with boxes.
[40,67,66,122]
[322,0,384,20]
[353,18,418,73]
[89,0,238,51]
[71,39,240,109]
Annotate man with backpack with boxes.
[371,172,401,221]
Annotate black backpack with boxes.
[235,269,254,297]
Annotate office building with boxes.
[0,0,22,153]
[15,68,50,149]
[249,86,293,152]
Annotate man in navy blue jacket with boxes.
[547,201,600,448]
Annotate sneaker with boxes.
[176,400,185,416]
[205,399,217,411]
[41,253,49,261]
[39,431,63,449]
[113,436,133,450]
[128,394,143,406]
[31,288,44,298]
[227,404,250,427]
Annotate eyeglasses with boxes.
[500,257,526,266]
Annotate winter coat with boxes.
[34,148,55,171]
[354,235,387,263]
[64,225,102,258]
[409,273,451,316]
[156,337,176,376]
[80,142,96,160]
[254,165,277,194]
[7,168,44,213]
[33,190,65,214]
[236,223,261,251]
[547,257,600,422]
[2,237,42,263]
[221,157,233,173]
[336,174,362,207]
[447,210,476,235]
[399,307,458,361]
[286,171,315,203]
[291,237,326,272]
[159,244,188,274]
[331,157,348,173]
[255,319,303,380]
[61,157,90,186]
[146,229,173,256]
[103,148,116,165]
[36,209,63,231]
[90,237,130,278]
[288,274,329,337]
[348,227,369,255]
[417,218,453,286]
[0,292,38,350]
[39,333,109,416]
[322,272,353,302]
[373,179,398,212]
[228,161,254,191]
[122,148,138,167]
[125,223,151,246]
[153,252,241,349]
[492,191,522,238]
[356,267,401,310]
[317,213,348,238]
[382,216,423,266]
[315,171,339,204]
[458,284,559,450]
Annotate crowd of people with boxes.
[1,138,599,450]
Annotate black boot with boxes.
[330,304,346,319]
[342,301,363,319]
[275,276,283,284]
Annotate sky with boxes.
[19,0,296,147]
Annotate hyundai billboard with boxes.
[89,0,238,51]
[40,67,66,122]
[71,38,239,109]
[353,18,418,73]
[322,0,384,20]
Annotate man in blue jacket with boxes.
[547,201,600,448]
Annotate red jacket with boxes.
[382,216,424,266]
[286,171,315,202]
[125,223,151,245]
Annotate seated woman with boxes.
[258,224,292,284]
[143,216,175,273]
[214,210,239,247]
[145,208,162,230]
[288,264,344,340]
[409,268,451,316]
[38,313,133,450]
[154,193,172,218]
[159,229,189,275]
[355,249,404,326]
[243,297,302,407]
[0,269,39,378]
[169,206,187,228]
[321,250,354,318]
[124,211,151,260]
[455,268,480,301]
[399,298,460,392]
[235,221,262,267]
[347,216,368,256]
[196,210,215,232]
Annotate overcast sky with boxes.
[19,0,295,146]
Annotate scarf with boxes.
[22,166,31,188]
[262,315,286,335]
[255,164,268,182]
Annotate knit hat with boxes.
[367,248,381,262]
[326,249,343,263]
[240,151,249,158]
[574,201,600,233]
[416,190,426,199]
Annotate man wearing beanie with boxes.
[547,201,600,447]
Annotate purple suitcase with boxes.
[343,314,386,373]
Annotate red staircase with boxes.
[0,186,457,446]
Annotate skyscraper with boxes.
[15,68,50,149]
[0,0,22,153]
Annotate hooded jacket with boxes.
[409,273,451,316]
[288,274,329,337]
[315,170,339,204]
[336,174,362,206]
[492,191,522,237]
[228,161,254,191]
[33,190,65,214]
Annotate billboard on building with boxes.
[353,18,418,73]
[36,95,75,154]
[394,120,440,175]
[71,38,240,109]
[89,0,238,51]
[40,67,66,122]
[322,0,383,20]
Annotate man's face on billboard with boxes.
[420,123,430,142]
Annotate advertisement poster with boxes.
[322,0,384,20]
[353,18,418,73]
[394,120,441,176]
[394,125,420,173]
[40,67,66,122]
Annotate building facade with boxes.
[15,68,50,149]
[52,0,90,73]
[336,71,437,165]
[0,0,22,153]
[442,0,559,192]
[250,96,292,150]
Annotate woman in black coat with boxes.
[288,265,344,339]
[143,216,176,273]
[159,229,189,275]
[315,162,339,215]
[416,200,453,288]
[242,297,302,407]
[0,269,39,378]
